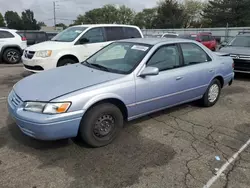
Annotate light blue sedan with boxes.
[8,38,234,147]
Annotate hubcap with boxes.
[7,51,19,62]
[93,115,115,138]
[208,84,219,103]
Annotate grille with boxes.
[24,64,44,71]
[24,50,35,59]
[11,91,22,107]
[234,59,250,72]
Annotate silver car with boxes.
[8,38,234,147]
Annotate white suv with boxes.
[0,29,27,64]
[22,24,143,72]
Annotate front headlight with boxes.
[24,102,71,114]
[35,50,52,58]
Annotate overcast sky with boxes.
[0,0,159,26]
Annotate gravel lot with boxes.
[0,65,250,188]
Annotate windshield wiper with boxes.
[84,62,111,72]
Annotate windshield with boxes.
[51,27,88,42]
[229,36,250,47]
[82,42,151,74]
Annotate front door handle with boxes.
[176,76,183,80]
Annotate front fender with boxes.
[54,50,81,62]
[83,93,126,111]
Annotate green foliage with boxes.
[0,13,5,27]
[134,8,157,29]
[4,11,23,29]
[55,23,67,29]
[21,9,40,30]
[202,0,250,27]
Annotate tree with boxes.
[0,13,5,27]
[55,23,67,29]
[134,8,157,29]
[21,9,40,30]
[38,21,46,28]
[202,0,250,27]
[116,5,135,24]
[155,0,186,28]
[183,0,205,28]
[4,11,23,29]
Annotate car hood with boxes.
[219,46,250,55]
[26,41,72,51]
[14,64,124,101]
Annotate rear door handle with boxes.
[176,76,183,80]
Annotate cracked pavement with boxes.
[0,65,250,188]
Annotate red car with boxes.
[180,32,217,51]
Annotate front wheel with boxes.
[201,79,221,107]
[57,58,77,67]
[79,103,124,147]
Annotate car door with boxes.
[74,27,109,61]
[176,42,216,99]
[0,31,15,51]
[0,31,5,52]
[134,44,187,116]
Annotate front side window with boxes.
[229,36,250,47]
[78,28,105,44]
[83,42,151,74]
[147,45,181,71]
[51,27,87,42]
[180,43,211,66]
[0,31,14,38]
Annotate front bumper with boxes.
[22,56,58,72]
[8,91,84,140]
[233,59,250,73]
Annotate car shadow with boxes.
[234,73,250,81]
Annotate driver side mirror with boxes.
[139,66,159,77]
[79,38,89,44]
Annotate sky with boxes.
[0,0,159,26]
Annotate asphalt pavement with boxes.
[0,65,250,188]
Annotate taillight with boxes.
[21,36,27,41]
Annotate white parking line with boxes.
[203,138,250,188]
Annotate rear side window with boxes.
[200,35,211,42]
[0,31,14,38]
[105,27,125,41]
[123,27,141,38]
[180,43,211,66]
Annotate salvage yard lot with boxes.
[0,65,250,188]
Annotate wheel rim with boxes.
[208,84,219,103]
[7,51,19,63]
[93,115,115,138]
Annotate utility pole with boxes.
[53,1,56,28]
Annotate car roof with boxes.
[0,28,17,32]
[71,24,139,28]
[119,38,192,45]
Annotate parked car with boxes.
[179,32,217,51]
[219,32,250,74]
[46,31,58,40]
[8,38,234,147]
[161,32,179,38]
[17,31,49,46]
[22,24,143,72]
[0,28,27,64]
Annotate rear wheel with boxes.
[3,48,21,64]
[57,58,77,67]
[201,79,221,107]
[79,103,124,147]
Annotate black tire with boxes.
[57,58,77,67]
[79,103,124,147]
[201,79,221,107]
[3,48,21,64]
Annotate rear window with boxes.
[0,31,14,38]
[25,33,36,40]
[200,35,211,42]
[123,27,142,38]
